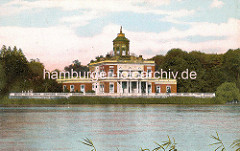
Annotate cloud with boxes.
[0,18,239,71]
[0,0,170,15]
[0,0,194,21]
[211,0,224,8]
[159,9,195,25]
[60,11,105,27]
[128,18,240,56]
[0,25,118,70]
[0,0,196,28]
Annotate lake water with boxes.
[0,105,239,151]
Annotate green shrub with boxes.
[63,87,69,92]
[0,96,216,105]
[216,82,240,104]
[86,90,95,93]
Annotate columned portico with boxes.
[90,80,176,95]
[116,80,154,95]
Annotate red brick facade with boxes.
[154,84,177,93]
[59,29,177,94]
[63,83,92,92]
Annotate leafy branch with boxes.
[82,134,240,151]
[82,138,96,151]
[231,139,240,151]
[152,136,177,151]
[210,132,226,151]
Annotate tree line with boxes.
[152,48,240,93]
[0,45,62,97]
[0,45,239,102]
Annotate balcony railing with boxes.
[9,92,215,99]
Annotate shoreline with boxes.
[0,96,224,106]
[1,104,239,107]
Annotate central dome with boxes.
[112,26,130,57]
[113,26,130,42]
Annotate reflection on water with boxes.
[0,105,239,151]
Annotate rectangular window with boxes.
[70,85,74,92]
[122,50,126,56]
[138,71,141,77]
[80,85,85,93]
[118,70,123,77]
[109,69,114,77]
[147,69,152,77]
[63,85,66,91]
[128,71,132,77]
[166,86,171,93]
[116,47,119,53]
[100,84,104,93]
[109,83,114,93]
[156,86,160,93]
[148,84,152,93]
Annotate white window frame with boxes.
[122,50,126,56]
[166,86,171,93]
[147,69,152,77]
[156,86,161,93]
[109,83,114,93]
[109,69,114,77]
[148,83,152,93]
[118,70,123,77]
[63,85,66,91]
[80,85,85,93]
[137,71,142,77]
[100,84,104,93]
[70,85,74,92]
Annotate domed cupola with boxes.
[113,26,130,57]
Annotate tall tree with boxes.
[0,63,6,96]
[64,59,89,77]
[222,49,240,89]
[216,82,240,104]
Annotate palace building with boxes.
[57,27,177,94]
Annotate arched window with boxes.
[122,49,126,55]
[116,47,120,55]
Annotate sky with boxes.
[0,0,239,70]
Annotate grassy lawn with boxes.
[0,96,217,105]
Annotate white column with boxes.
[140,81,142,94]
[127,81,129,94]
[146,82,148,94]
[137,81,139,94]
[130,81,132,94]
[97,83,99,94]
[149,83,152,94]
[120,81,123,94]
[117,82,119,94]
